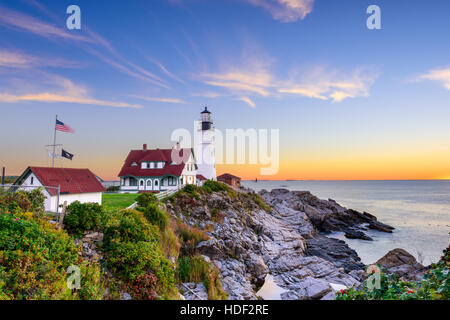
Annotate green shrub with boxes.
[63,201,102,237]
[143,204,168,230]
[202,180,229,193]
[136,193,158,207]
[0,188,45,215]
[0,211,80,299]
[103,209,175,297]
[76,261,106,300]
[103,210,160,247]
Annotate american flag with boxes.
[55,119,75,133]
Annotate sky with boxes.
[0,0,450,181]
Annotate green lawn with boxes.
[102,193,138,211]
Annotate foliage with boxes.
[103,209,175,297]
[0,210,80,299]
[142,204,169,230]
[202,180,229,193]
[336,246,450,300]
[252,193,271,212]
[63,201,102,237]
[174,220,209,255]
[181,184,201,200]
[106,186,120,192]
[0,188,45,216]
[178,255,227,300]
[127,273,158,300]
[160,226,181,259]
[103,210,160,246]
[136,193,158,207]
[76,261,106,300]
[202,180,236,199]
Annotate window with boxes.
[140,180,144,186]
[154,180,159,186]
[30,177,34,185]
[168,176,174,186]
[150,162,155,169]
[131,162,137,166]
[147,180,152,187]
[129,177,137,186]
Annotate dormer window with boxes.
[131,162,137,167]
[157,162,164,169]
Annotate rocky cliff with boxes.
[164,187,399,300]
[166,189,393,299]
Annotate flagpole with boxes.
[52,114,57,168]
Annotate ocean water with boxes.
[242,180,450,265]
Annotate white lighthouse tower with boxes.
[196,107,216,180]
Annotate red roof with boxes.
[196,174,207,181]
[118,148,192,178]
[217,173,241,180]
[24,167,105,196]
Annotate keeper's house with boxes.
[118,144,197,193]
[14,167,105,212]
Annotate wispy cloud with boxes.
[0,50,81,69]
[245,0,315,22]
[197,60,274,98]
[417,67,450,90]
[131,95,186,104]
[235,96,256,108]
[0,5,91,42]
[198,60,377,104]
[144,55,185,84]
[279,67,378,102]
[0,74,142,108]
[0,5,170,89]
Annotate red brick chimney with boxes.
[143,144,147,151]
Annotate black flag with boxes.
[61,149,74,160]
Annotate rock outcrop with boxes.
[375,248,428,281]
[260,189,394,240]
[164,187,394,300]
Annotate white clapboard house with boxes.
[118,145,198,193]
[14,167,105,212]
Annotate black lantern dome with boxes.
[200,107,212,130]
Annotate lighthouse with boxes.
[196,107,217,180]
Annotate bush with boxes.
[143,204,168,230]
[136,193,158,207]
[0,211,80,299]
[127,273,158,300]
[103,209,176,297]
[106,186,120,192]
[103,210,160,247]
[0,188,45,216]
[63,201,102,237]
[202,180,229,193]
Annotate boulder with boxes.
[344,229,373,241]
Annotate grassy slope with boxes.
[102,193,138,210]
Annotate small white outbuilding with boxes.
[14,166,105,212]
